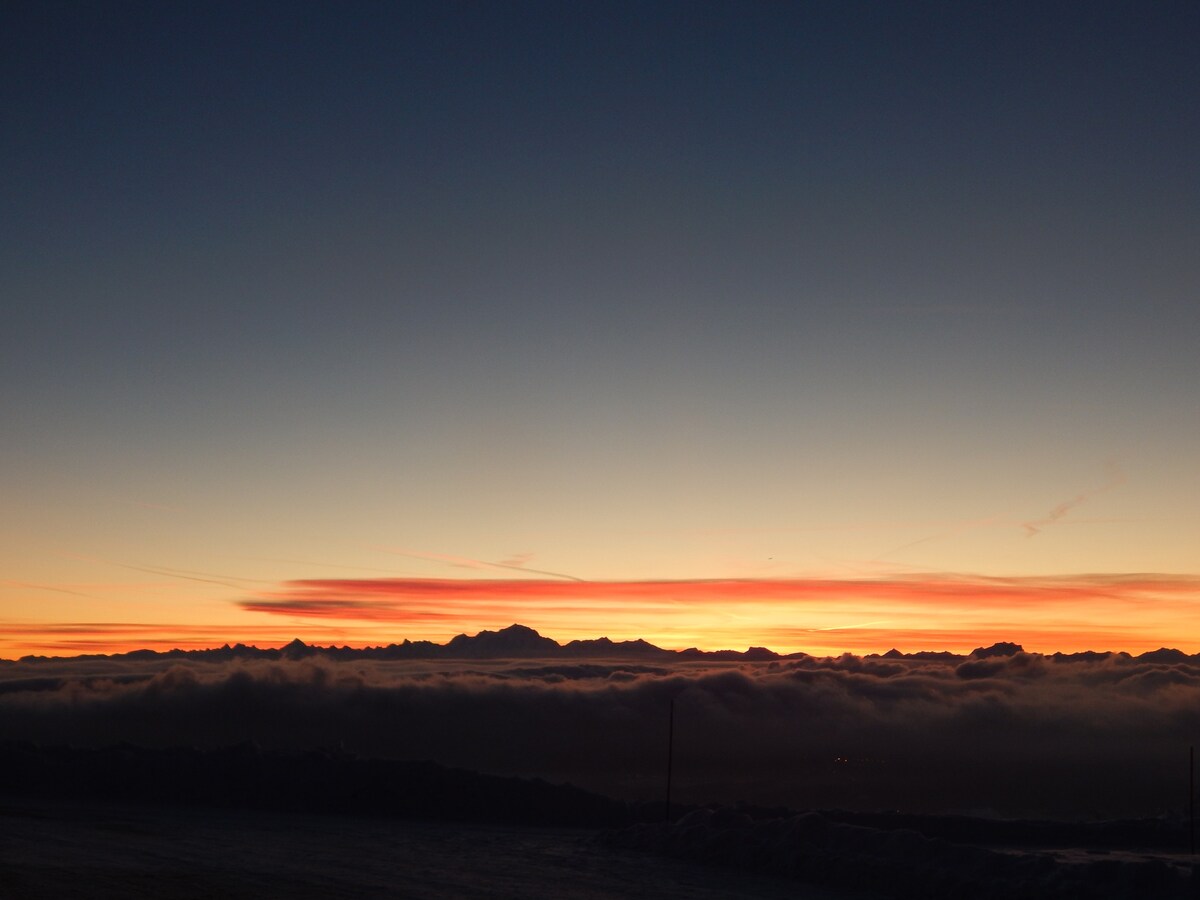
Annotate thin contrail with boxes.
[870,517,1001,563]
[809,620,891,632]
[374,546,587,582]
[111,563,265,589]
[1,580,98,599]
[57,553,267,589]
[248,557,403,574]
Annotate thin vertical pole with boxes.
[1190,745,1194,856]
[665,697,675,824]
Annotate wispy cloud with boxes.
[1022,463,1126,538]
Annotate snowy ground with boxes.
[0,799,872,899]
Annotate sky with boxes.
[2,1,1198,658]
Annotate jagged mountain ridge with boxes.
[7,623,1190,665]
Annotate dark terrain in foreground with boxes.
[0,800,855,900]
[3,743,1199,899]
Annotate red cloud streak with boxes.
[245,573,1200,608]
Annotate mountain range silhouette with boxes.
[9,622,1193,664]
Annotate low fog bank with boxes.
[4,647,1200,819]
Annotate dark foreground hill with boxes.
[0,741,633,827]
[4,742,1199,899]
[0,800,829,900]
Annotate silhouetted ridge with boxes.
[11,624,804,663]
[281,637,315,660]
[1051,650,1120,663]
[970,641,1024,658]
[11,626,1195,664]
[561,636,671,659]
[1137,647,1189,663]
[445,624,560,658]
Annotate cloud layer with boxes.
[4,646,1200,819]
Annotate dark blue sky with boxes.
[6,2,1196,377]
[2,1,1198,651]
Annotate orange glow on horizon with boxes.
[4,572,1200,659]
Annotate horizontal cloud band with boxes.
[3,650,1200,819]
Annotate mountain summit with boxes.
[281,638,316,660]
[445,624,561,658]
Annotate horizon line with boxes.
[5,622,1194,664]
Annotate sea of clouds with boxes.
[3,650,1199,819]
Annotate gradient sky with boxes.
[2,1,1198,657]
